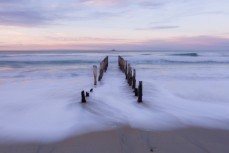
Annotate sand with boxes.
[0,126,229,153]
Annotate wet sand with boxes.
[1,126,229,153]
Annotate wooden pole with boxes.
[98,62,104,81]
[118,56,121,69]
[134,88,138,96]
[81,90,86,103]
[105,56,108,72]
[117,56,143,102]
[93,65,97,85]
[137,81,143,103]
[122,58,125,72]
[127,64,130,82]
[132,69,136,89]
[86,92,89,97]
[127,64,132,86]
[118,56,120,67]
[104,56,108,72]
[129,69,132,86]
[125,60,128,79]
[118,56,126,72]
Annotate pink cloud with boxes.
[81,0,124,6]
[1,35,229,51]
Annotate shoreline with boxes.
[1,126,229,153]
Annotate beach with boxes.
[1,126,229,153]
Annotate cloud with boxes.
[0,0,128,26]
[0,0,24,3]
[130,36,229,51]
[80,0,123,6]
[0,45,6,48]
[0,10,52,26]
[3,35,229,51]
[151,26,180,29]
[136,25,180,30]
[139,1,165,9]
[46,36,129,42]
[0,0,56,26]
[67,10,126,21]
[0,42,8,48]
[0,0,228,27]
[46,36,229,51]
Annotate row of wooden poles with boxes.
[81,56,109,103]
[118,56,143,102]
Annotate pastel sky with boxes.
[0,0,229,51]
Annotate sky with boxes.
[0,0,229,51]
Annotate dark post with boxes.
[122,58,125,72]
[118,56,122,70]
[134,88,138,96]
[127,64,132,86]
[127,64,130,82]
[98,62,104,81]
[137,81,143,103]
[93,65,97,85]
[132,69,136,89]
[117,56,143,101]
[106,56,108,71]
[81,90,86,103]
[129,69,132,86]
[118,56,121,67]
[125,60,128,79]
[86,92,89,97]
[104,56,108,72]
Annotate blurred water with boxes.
[0,50,229,142]
[1,50,229,79]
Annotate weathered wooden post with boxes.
[117,56,143,102]
[118,56,126,73]
[119,56,122,70]
[103,56,107,72]
[129,69,132,86]
[127,64,132,86]
[93,65,97,85]
[105,56,108,72]
[134,88,138,96]
[118,56,121,68]
[122,58,125,72]
[137,81,143,103]
[125,61,128,79]
[97,56,109,81]
[86,92,89,97]
[118,56,120,67]
[121,57,122,69]
[81,90,86,103]
[132,69,136,89]
[98,62,104,81]
[127,64,130,82]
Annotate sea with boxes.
[0,50,229,142]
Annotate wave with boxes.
[171,53,198,57]
[132,59,229,65]
[0,60,99,67]
[141,53,152,55]
[1,59,229,68]
[162,59,229,64]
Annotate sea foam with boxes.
[0,51,229,142]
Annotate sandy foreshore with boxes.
[0,126,229,153]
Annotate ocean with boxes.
[0,50,229,142]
